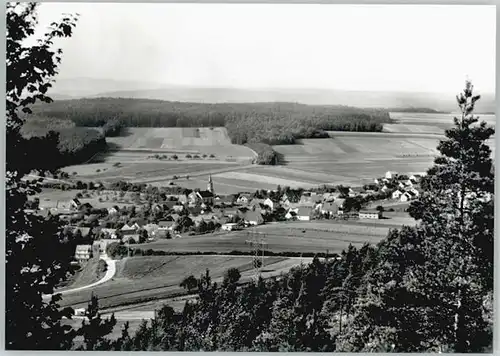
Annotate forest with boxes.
[30,98,392,145]
[21,117,107,167]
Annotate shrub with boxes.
[172,155,178,160]
[209,154,215,158]
[185,154,192,159]
[113,162,121,167]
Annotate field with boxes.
[61,112,496,194]
[135,219,409,255]
[57,255,298,310]
[106,127,255,159]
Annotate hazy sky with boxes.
[35,3,496,93]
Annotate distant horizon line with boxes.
[55,76,496,95]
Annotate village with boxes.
[27,170,424,264]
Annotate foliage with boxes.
[5,3,82,350]
[338,82,494,352]
[246,142,281,165]
[31,98,392,146]
[76,294,116,350]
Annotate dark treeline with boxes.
[21,123,106,166]
[31,98,392,145]
[387,107,449,114]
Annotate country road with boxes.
[43,255,117,300]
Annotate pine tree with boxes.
[339,81,494,352]
[76,294,116,350]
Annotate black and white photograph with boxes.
[5,2,496,352]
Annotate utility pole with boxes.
[245,229,267,281]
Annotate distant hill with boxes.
[48,77,496,113]
[386,107,450,114]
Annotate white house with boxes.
[243,211,264,226]
[374,178,380,185]
[405,179,414,187]
[263,198,275,211]
[75,245,92,262]
[398,182,406,190]
[236,194,251,205]
[221,223,239,231]
[392,190,403,200]
[400,192,415,202]
[359,211,382,219]
[296,207,313,221]
[385,171,398,179]
[107,206,119,215]
[381,185,389,193]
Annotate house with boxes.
[221,223,239,231]
[236,193,252,205]
[299,194,320,207]
[263,198,276,211]
[107,206,119,215]
[322,192,340,202]
[158,221,175,231]
[398,182,406,190]
[381,185,390,193]
[320,202,339,216]
[392,190,404,200]
[385,171,398,179]
[169,213,181,222]
[408,188,420,197]
[99,228,118,239]
[121,223,140,235]
[405,179,414,187]
[188,191,200,204]
[197,190,214,205]
[172,203,185,212]
[296,207,314,221]
[70,198,81,210]
[285,209,298,220]
[400,192,414,202]
[374,178,380,185]
[75,245,92,262]
[359,211,382,219]
[143,223,159,235]
[215,195,235,206]
[72,226,91,238]
[243,211,264,226]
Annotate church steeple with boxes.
[207,174,214,193]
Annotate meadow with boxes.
[57,255,298,310]
[136,220,396,255]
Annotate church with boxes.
[188,175,215,205]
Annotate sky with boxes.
[34,3,496,93]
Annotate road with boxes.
[43,255,116,300]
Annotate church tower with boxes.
[207,174,214,194]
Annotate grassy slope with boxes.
[58,255,288,309]
[58,258,107,291]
